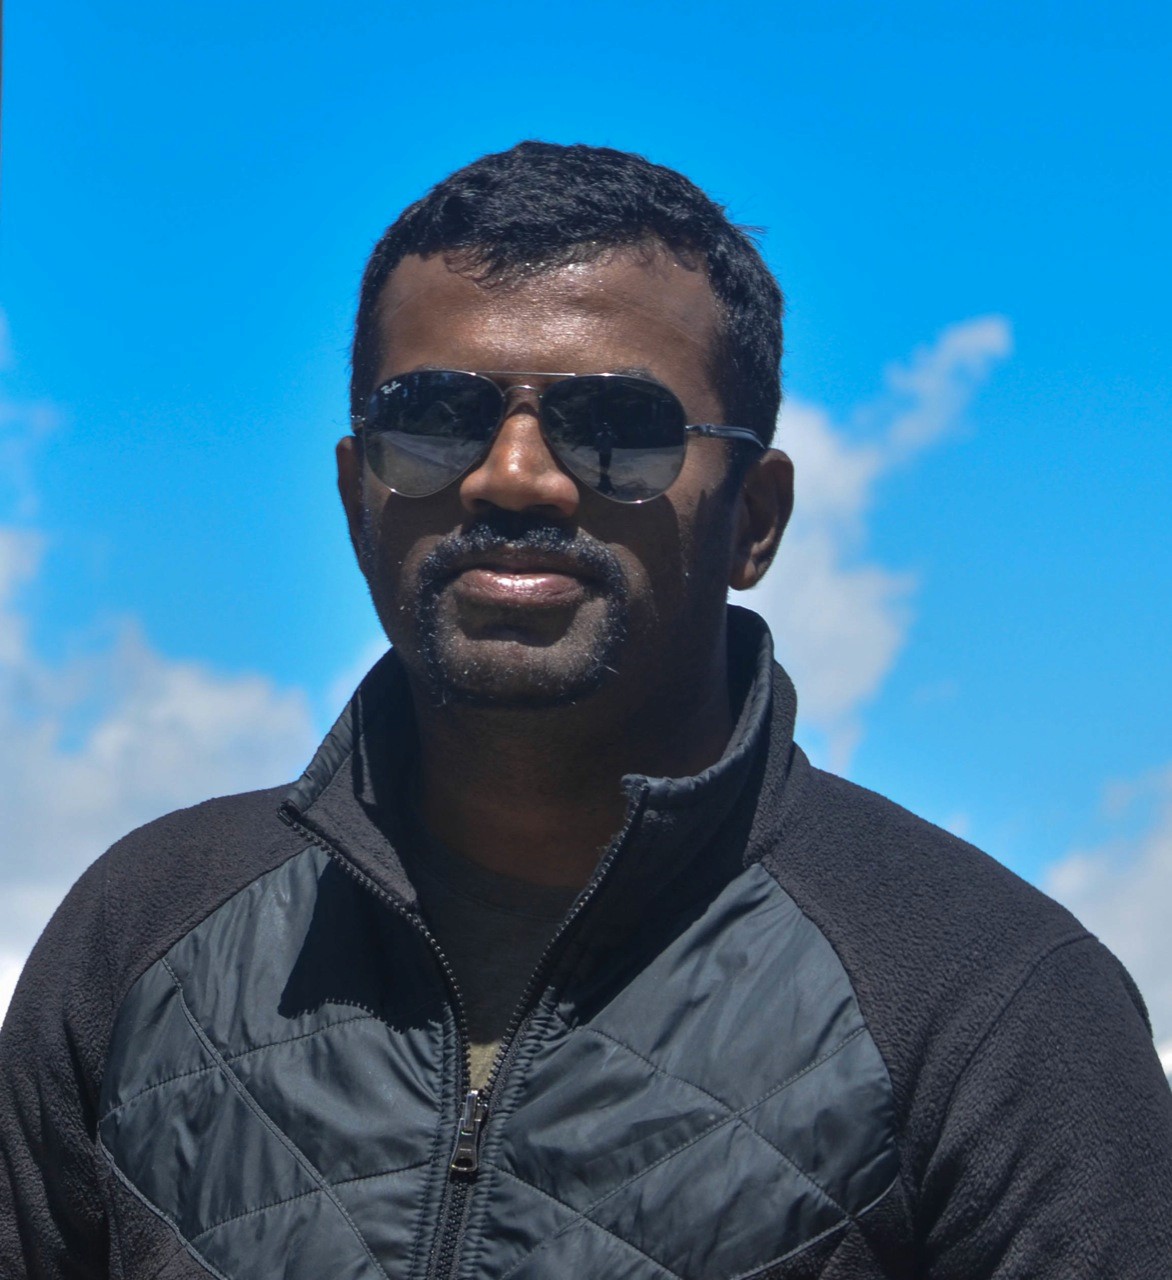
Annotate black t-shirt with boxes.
[396,807,578,1089]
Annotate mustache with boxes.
[418,512,628,595]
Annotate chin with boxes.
[420,633,621,710]
[410,576,631,711]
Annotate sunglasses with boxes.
[354,370,763,503]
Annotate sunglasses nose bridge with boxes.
[494,381,544,425]
[460,382,580,516]
[489,381,562,466]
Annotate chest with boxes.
[98,851,899,1279]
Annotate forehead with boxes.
[373,247,723,399]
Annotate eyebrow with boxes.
[608,365,662,383]
[405,364,667,385]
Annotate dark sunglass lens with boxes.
[363,372,501,497]
[543,376,687,501]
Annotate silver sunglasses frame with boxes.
[353,370,764,502]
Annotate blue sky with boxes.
[2,1,1170,1054]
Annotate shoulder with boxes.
[762,751,1088,964]
[101,782,299,895]
[755,750,1133,1111]
[4,785,307,1057]
[752,752,1172,1213]
[0,785,311,1267]
[99,785,308,999]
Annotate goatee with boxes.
[412,511,630,708]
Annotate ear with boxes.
[336,435,366,563]
[728,449,793,591]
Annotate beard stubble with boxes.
[365,509,631,709]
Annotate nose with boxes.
[457,393,581,518]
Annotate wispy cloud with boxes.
[0,329,319,1023]
[1045,763,1172,1066]
[745,316,1013,768]
[0,310,61,521]
[0,538,318,1021]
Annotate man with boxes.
[2,141,1170,1278]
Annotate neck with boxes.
[410,642,734,888]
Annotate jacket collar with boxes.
[282,605,797,913]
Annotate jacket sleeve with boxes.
[919,934,1172,1278]
[0,859,113,1279]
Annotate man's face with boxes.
[338,246,757,713]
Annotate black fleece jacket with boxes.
[1,608,1170,1279]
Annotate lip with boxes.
[454,568,588,609]
[444,549,598,610]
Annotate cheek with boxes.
[360,491,432,597]
[622,478,735,596]
[672,490,738,605]
[587,484,734,621]
[581,500,683,615]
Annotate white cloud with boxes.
[0,531,317,895]
[0,953,27,1033]
[0,311,61,521]
[0,536,319,1022]
[882,316,1013,457]
[1045,764,1172,1064]
[0,529,41,666]
[326,634,389,719]
[0,318,324,1024]
[744,316,1012,769]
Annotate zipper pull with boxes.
[449,1089,488,1176]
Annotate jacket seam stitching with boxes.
[188,1158,431,1240]
[572,1022,867,1209]
[728,1218,850,1280]
[98,1136,232,1280]
[158,958,391,1280]
[916,929,1095,1229]
[98,1009,379,1122]
[578,1024,861,1220]
[726,1175,898,1280]
[935,929,1093,1130]
[106,825,306,1017]
[487,1162,684,1280]
[486,1027,868,1280]
[332,1159,432,1188]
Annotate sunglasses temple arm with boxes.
[686,425,765,447]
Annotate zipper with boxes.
[450,1089,488,1174]
[477,779,650,1105]
[277,804,476,1280]
[277,804,474,1117]
[279,780,649,1278]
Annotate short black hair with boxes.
[350,141,784,445]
